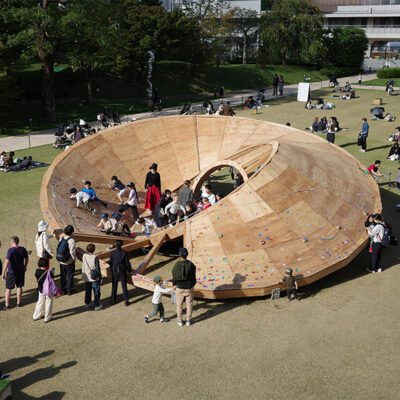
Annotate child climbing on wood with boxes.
[109,176,126,204]
[144,275,174,323]
[282,268,298,301]
[69,188,95,212]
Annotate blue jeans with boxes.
[85,281,101,307]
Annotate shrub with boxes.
[377,68,400,79]
[319,66,362,78]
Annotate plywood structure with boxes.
[41,116,381,299]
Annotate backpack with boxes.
[42,270,61,297]
[56,238,71,263]
[379,224,391,248]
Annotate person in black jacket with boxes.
[144,163,161,212]
[108,240,132,306]
[172,248,197,327]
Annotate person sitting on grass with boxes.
[282,268,298,301]
[109,175,126,204]
[144,275,174,323]
[164,192,186,225]
[82,180,108,208]
[69,188,95,212]
[387,142,400,161]
[310,117,320,133]
[367,160,385,180]
[96,213,113,234]
[318,116,328,132]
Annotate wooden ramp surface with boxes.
[41,116,381,299]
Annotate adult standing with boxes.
[172,248,197,327]
[109,240,132,306]
[144,163,161,213]
[366,214,385,273]
[35,221,53,262]
[326,118,336,144]
[82,243,103,311]
[2,236,29,310]
[358,117,369,153]
[278,75,284,96]
[56,225,77,295]
[178,180,194,208]
[272,74,279,96]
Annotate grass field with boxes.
[0,63,328,136]
[363,78,392,86]
[1,89,400,400]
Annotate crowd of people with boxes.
[0,151,34,172]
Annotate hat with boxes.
[127,182,135,188]
[285,268,293,276]
[100,213,108,219]
[112,212,121,220]
[149,163,158,171]
[179,247,189,258]
[153,275,162,283]
[38,221,48,232]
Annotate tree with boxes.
[323,27,368,68]
[1,0,68,121]
[60,0,124,102]
[228,8,259,64]
[260,0,322,64]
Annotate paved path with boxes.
[0,73,377,152]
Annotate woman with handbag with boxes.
[33,257,55,323]
[82,243,103,311]
[35,221,53,261]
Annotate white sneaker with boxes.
[160,318,164,323]
[377,268,382,273]
[177,320,183,327]
[95,304,103,311]
[186,320,191,327]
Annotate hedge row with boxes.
[377,68,400,79]
[319,66,362,78]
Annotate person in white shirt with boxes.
[69,188,94,212]
[118,182,139,220]
[165,193,186,224]
[35,221,53,261]
[144,275,174,323]
[201,184,216,205]
[366,214,385,273]
[96,213,113,233]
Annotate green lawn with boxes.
[363,78,394,87]
[1,62,329,136]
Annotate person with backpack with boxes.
[108,240,132,306]
[33,257,55,323]
[82,244,103,311]
[172,247,197,327]
[56,225,77,295]
[366,214,388,273]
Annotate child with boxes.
[69,188,95,212]
[97,213,112,234]
[202,197,211,210]
[201,184,216,205]
[119,182,139,220]
[82,243,103,311]
[144,275,174,323]
[164,192,186,224]
[109,212,130,236]
[33,257,54,323]
[132,216,157,237]
[82,180,108,208]
[110,176,126,204]
[282,268,298,301]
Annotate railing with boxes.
[324,24,400,34]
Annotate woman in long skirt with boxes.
[144,163,161,212]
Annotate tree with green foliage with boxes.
[228,8,259,65]
[1,0,69,121]
[260,0,322,64]
[60,0,125,103]
[323,27,368,68]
